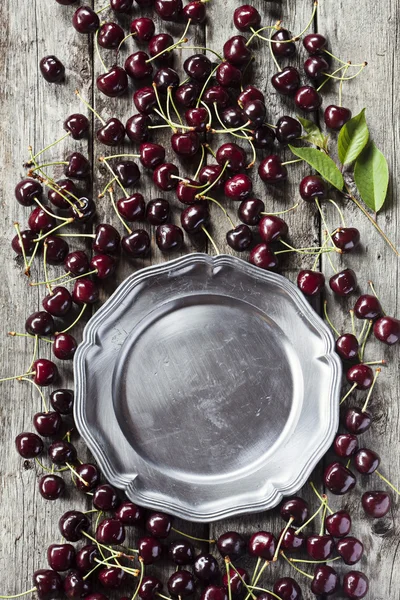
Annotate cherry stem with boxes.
[33,197,69,222]
[375,471,400,496]
[368,281,386,316]
[323,301,340,337]
[100,158,129,199]
[225,557,232,600]
[185,45,223,60]
[309,482,333,514]
[99,176,117,198]
[131,558,145,600]
[27,234,41,270]
[361,367,381,413]
[359,320,373,361]
[295,495,328,534]
[268,39,281,72]
[246,561,269,599]
[323,232,338,273]
[201,225,220,255]
[323,49,366,67]
[316,64,348,92]
[319,501,327,536]
[290,556,341,564]
[273,516,294,561]
[281,552,313,580]
[349,309,357,338]
[36,456,67,473]
[322,63,367,82]
[19,376,49,412]
[196,63,219,107]
[278,240,330,256]
[26,334,39,375]
[281,158,303,166]
[32,132,71,161]
[95,27,108,73]
[247,587,281,600]
[0,371,35,383]
[147,19,191,63]
[204,143,217,159]
[246,24,280,46]
[170,528,215,543]
[213,103,249,140]
[260,203,299,217]
[75,90,106,126]
[311,234,331,271]
[250,557,262,586]
[42,177,81,208]
[211,121,252,135]
[201,196,235,229]
[315,199,336,249]
[108,188,132,233]
[9,332,53,343]
[0,588,37,598]
[338,63,350,107]
[340,382,357,405]
[117,31,136,53]
[66,462,91,488]
[228,562,256,600]
[363,360,386,366]
[201,101,213,128]
[328,199,346,227]
[194,144,206,180]
[57,304,88,335]
[167,87,183,125]
[34,219,74,243]
[198,160,229,197]
[13,223,30,276]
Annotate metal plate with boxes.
[74,253,341,522]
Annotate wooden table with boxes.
[0,1,398,598]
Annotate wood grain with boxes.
[0,1,398,599]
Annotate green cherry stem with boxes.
[322,63,367,81]
[368,281,387,315]
[0,588,38,599]
[290,556,341,564]
[196,63,219,107]
[316,64,348,92]
[281,158,303,166]
[194,144,206,180]
[146,19,191,64]
[131,558,145,600]
[323,49,366,67]
[224,558,232,600]
[310,482,333,514]
[108,188,132,233]
[27,231,41,270]
[338,63,350,107]
[281,552,313,580]
[250,557,262,586]
[100,158,129,198]
[13,222,30,276]
[167,86,183,125]
[26,334,39,374]
[201,226,220,255]
[319,501,328,536]
[268,39,281,71]
[32,132,71,161]
[359,320,373,361]
[246,23,280,46]
[34,197,70,222]
[185,45,223,60]
[261,203,299,217]
[8,332,52,343]
[323,301,340,337]
[19,376,49,412]
[33,218,74,243]
[328,199,347,227]
[361,368,381,413]
[99,176,117,198]
[228,562,256,600]
[66,462,91,488]
[246,561,269,599]
[95,27,108,73]
[75,90,106,125]
[197,160,229,197]
[375,471,400,496]
[295,495,328,534]
[171,528,215,543]
[247,587,281,600]
[340,383,358,405]
[201,196,236,229]
[350,309,357,338]
[273,516,294,561]
[56,304,88,335]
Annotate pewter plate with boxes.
[74,253,341,522]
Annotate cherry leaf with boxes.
[354,142,389,213]
[338,108,369,165]
[288,145,344,191]
[298,116,329,151]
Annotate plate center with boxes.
[113,294,300,477]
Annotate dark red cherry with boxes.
[138,537,163,564]
[171,131,200,157]
[334,433,359,458]
[97,118,125,146]
[271,66,300,95]
[184,54,212,82]
[59,511,90,542]
[168,540,195,565]
[64,114,89,140]
[72,6,100,33]
[168,571,195,597]
[183,1,206,23]
[234,5,261,31]
[156,224,184,252]
[39,474,65,500]
[223,35,252,66]
[64,570,92,598]
[93,484,120,511]
[202,86,230,108]
[48,179,77,210]
[216,62,242,88]
[326,510,352,538]
[75,545,99,573]
[344,407,372,435]
[33,569,63,600]
[45,236,69,264]
[311,565,338,596]
[33,359,58,386]
[201,586,227,600]
[122,230,151,257]
[224,174,253,201]
[126,114,151,143]
[295,85,322,112]
[253,125,275,149]
[175,83,201,108]
[324,461,356,495]
[15,432,43,458]
[65,251,90,276]
[280,497,309,525]
[304,55,330,81]
[98,22,125,49]
[276,115,302,144]
[12,230,37,256]
[125,51,153,80]
[96,518,125,546]
[153,67,180,93]
[238,85,264,106]
[33,411,62,437]
[98,567,127,589]
[153,162,179,190]
[28,207,55,233]
[49,440,77,465]
[194,555,220,583]
[50,389,74,415]
[238,198,264,225]
[373,316,400,345]
[226,224,252,251]
[216,143,246,172]
[354,294,382,320]
[176,178,202,205]
[131,17,155,42]
[346,363,373,389]
[65,152,90,179]
[15,179,43,206]
[335,333,359,361]
[139,577,163,600]
[332,227,360,252]
[97,66,128,98]
[48,544,76,572]
[306,534,334,560]
[243,99,266,127]
[303,33,327,54]
[199,165,226,190]
[155,0,183,21]
[146,198,170,224]
[26,311,55,336]
[279,527,305,552]
[146,512,172,538]
[140,142,165,169]
[249,244,278,270]
[273,578,301,600]
[69,197,96,223]
[259,215,288,243]
[354,447,380,474]
[221,107,246,129]
[115,501,144,524]
[258,155,287,183]
[271,28,295,57]
[185,107,208,132]
[222,568,249,596]
[181,203,209,233]
[330,268,357,297]
[337,537,363,565]
[324,105,352,130]
[343,571,369,599]
[73,278,99,305]
[93,223,121,254]
[248,531,276,560]
[110,0,133,13]
[297,270,325,296]
[148,33,174,65]
[40,55,65,83]
[299,175,327,200]
[362,491,391,518]
[117,193,146,221]
[53,333,78,360]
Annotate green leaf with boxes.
[338,108,369,165]
[288,145,344,191]
[297,116,328,151]
[354,142,389,212]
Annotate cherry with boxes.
[199,165,226,190]
[15,432,43,458]
[311,565,338,596]
[295,86,322,112]
[40,55,65,83]
[194,555,220,582]
[146,198,170,224]
[122,230,151,257]
[76,546,99,573]
[222,568,249,596]
[324,105,352,130]
[224,174,253,201]
[65,251,90,275]
[346,363,373,389]
[183,1,206,23]
[98,567,127,589]
[49,440,77,464]
[97,118,126,146]
[90,255,115,279]
[69,197,96,223]
[48,544,75,572]
[181,203,209,233]
[354,447,380,475]
[253,125,275,149]
[238,198,264,225]
[117,193,146,222]
[243,99,266,127]
[171,131,200,157]
[324,461,356,494]
[125,51,153,80]
[50,389,74,415]
[28,207,56,233]
[140,142,166,169]
[126,115,151,144]
[72,7,100,33]
[271,66,300,95]
[276,116,302,144]
[64,114,89,140]
[73,278,99,304]
[153,67,180,93]
[303,33,327,55]
[97,66,128,98]
[259,215,288,243]
[146,511,172,538]
[98,22,125,49]
[234,5,261,31]
[154,163,180,190]
[115,501,144,524]
[279,527,305,551]
[93,484,120,511]
[297,270,325,296]
[354,294,382,319]
[176,179,199,204]
[59,511,90,542]
[337,537,363,565]
[138,537,163,564]
[110,0,133,12]
[148,33,174,65]
[139,577,163,600]
[307,534,334,560]
[26,311,55,336]
[168,571,195,597]
[226,225,252,251]
[325,510,352,538]
[217,531,246,558]
[238,85,264,106]
[273,578,302,600]
[175,83,201,107]
[131,18,155,42]
[33,411,62,437]
[48,179,77,210]
[39,474,65,500]
[330,269,357,297]
[93,224,121,255]
[202,86,230,108]
[248,531,276,560]
[65,152,90,179]
[201,587,227,600]
[343,571,369,599]
[53,332,77,361]
[155,0,183,21]
[216,63,242,88]
[223,35,252,67]
[96,518,125,546]
[249,244,278,270]
[334,433,359,458]
[258,155,287,183]
[45,236,69,264]
[271,29,296,57]
[373,316,400,345]
[73,463,99,492]
[280,497,309,525]
[12,229,36,256]
[33,570,63,600]
[156,224,184,252]
[185,107,208,132]
[362,491,391,518]
[64,570,92,599]
[33,358,58,386]
[299,175,327,200]
[344,407,372,435]
[304,55,330,81]
[332,227,360,252]
[169,540,195,565]
[15,179,43,206]
[184,54,212,82]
